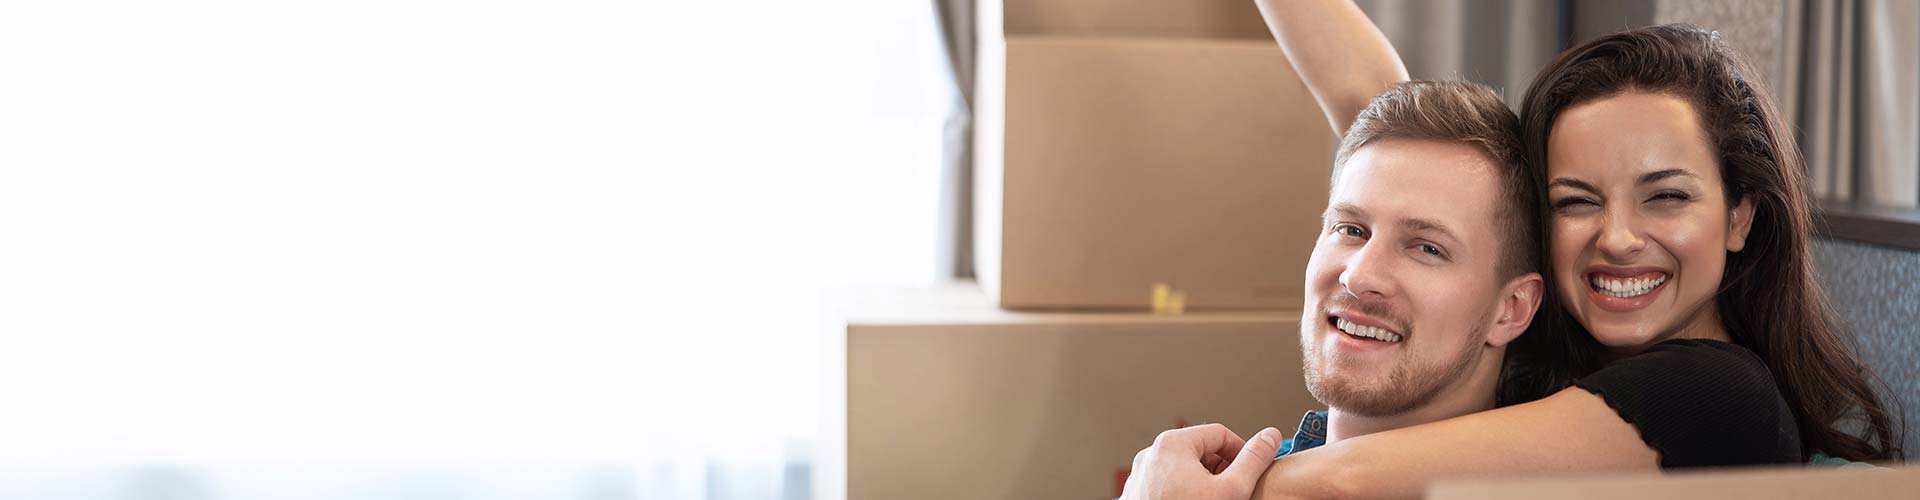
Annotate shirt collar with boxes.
[1275,410,1328,459]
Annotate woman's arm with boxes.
[1252,388,1661,500]
[1252,0,1410,137]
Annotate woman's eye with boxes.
[1551,197,1596,210]
[1649,191,1692,202]
[1419,244,1442,256]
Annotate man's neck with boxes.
[1324,394,1492,442]
[1323,349,1504,443]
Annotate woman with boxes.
[1240,1,1903,498]
[1517,24,1900,464]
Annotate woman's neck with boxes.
[1606,300,1734,360]
[1672,305,1734,342]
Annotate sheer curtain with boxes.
[1786,0,1920,206]
[0,1,947,498]
[1353,0,1566,107]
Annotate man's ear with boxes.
[1486,272,1544,348]
[1727,197,1757,252]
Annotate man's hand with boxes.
[1120,423,1283,500]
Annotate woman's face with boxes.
[1544,91,1755,351]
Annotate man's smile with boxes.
[1332,316,1403,343]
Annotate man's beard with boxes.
[1300,308,1490,417]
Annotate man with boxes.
[1117,0,1549,496]
[1118,79,1545,499]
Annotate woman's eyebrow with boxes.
[1638,168,1698,185]
[1550,169,1699,193]
[1548,177,1599,193]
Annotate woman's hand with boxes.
[1120,424,1283,500]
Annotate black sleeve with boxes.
[1571,339,1802,468]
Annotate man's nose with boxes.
[1338,240,1397,299]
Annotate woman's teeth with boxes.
[1335,318,1403,343]
[1590,274,1667,298]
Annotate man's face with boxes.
[1299,138,1512,417]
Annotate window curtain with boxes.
[1353,0,1569,108]
[1787,0,1919,207]
[934,0,976,280]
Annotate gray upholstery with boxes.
[1814,238,1920,456]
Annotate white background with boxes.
[0,1,949,497]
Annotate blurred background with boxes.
[1,1,948,498]
[0,1,1913,499]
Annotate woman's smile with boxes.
[1583,268,1671,312]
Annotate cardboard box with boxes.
[816,284,1320,500]
[1429,463,1920,500]
[1002,0,1273,39]
[974,34,1336,310]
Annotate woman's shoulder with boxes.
[1574,338,1802,467]
[1581,338,1783,409]
[1643,337,1763,358]
[1625,338,1772,376]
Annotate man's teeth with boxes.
[1335,318,1403,343]
[1590,274,1668,298]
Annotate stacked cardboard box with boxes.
[816,284,1319,500]
[817,2,1336,498]
[974,0,1337,311]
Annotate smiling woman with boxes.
[1519,24,1904,464]
[1544,91,1755,347]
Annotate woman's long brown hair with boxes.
[1507,24,1903,461]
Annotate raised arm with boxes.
[1252,388,1660,500]
[1253,0,1410,137]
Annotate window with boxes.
[0,1,950,497]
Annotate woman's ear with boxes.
[1727,197,1756,252]
[1487,272,1544,348]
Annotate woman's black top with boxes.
[1572,338,1803,467]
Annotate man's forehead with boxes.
[1327,147,1504,241]
[1336,138,1499,180]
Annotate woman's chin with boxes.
[1562,289,1674,349]
[1583,318,1667,350]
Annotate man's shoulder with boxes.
[1275,410,1328,459]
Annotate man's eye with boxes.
[1335,225,1365,237]
[1419,244,1442,256]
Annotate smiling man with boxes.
[1119,80,1546,500]
[1294,80,1545,449]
